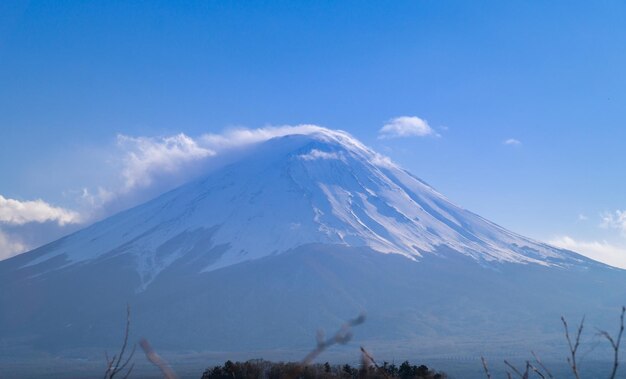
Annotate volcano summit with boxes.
[1,128,624,370]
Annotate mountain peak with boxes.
[3,128,617,369]
[19,128,591,288]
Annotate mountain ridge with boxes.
[13,128,596,288]
[2,128,625,378]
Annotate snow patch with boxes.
[298,149,343,161]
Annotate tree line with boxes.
[201,359,446,379]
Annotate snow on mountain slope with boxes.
[4,127,623,375]
[21,127,588,287]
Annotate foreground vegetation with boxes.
[201,360,446,379]
[102,306,626,378]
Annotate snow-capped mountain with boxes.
[20,128,587,286]
[0,128,623,376]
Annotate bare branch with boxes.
[561,315,584,379]
[121,363,135,379]
[117,344,136,373]
[103,354,115,379]
[111,305,131,378]
[103,305,136,379]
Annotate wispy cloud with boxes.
[503,138,522,146]
[200,125,333,150]
[117,133,215,191]
[79,187,116,209]
[549,235,626,269]
[0,195,81,226]
[600,210,626,235]
[0,229,26,261]
[378,116,438,139]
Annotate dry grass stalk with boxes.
[480,356,492,379]
[139,338,178,379]
[360,346,377,368]
[301,313,366,365]
[360,346,392,379]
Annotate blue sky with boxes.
[1,1,626,266]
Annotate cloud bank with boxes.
[0,195,81,226]
[0,195,82,260]
[549,235,626,269]
[378,116,437,139]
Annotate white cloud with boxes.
[600,210,626,235]
[0,229,27,260]
[299,149,342,161]
[117,133,215,191]
[79,187,116,208]
[578,213,588,221]
[370,153,396,169]
[0,194,78,260]
[200,125,344,150]
[549,235,626,269]
[0,195,81,226]
[378,116,437,139]
[504,138,522,146]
